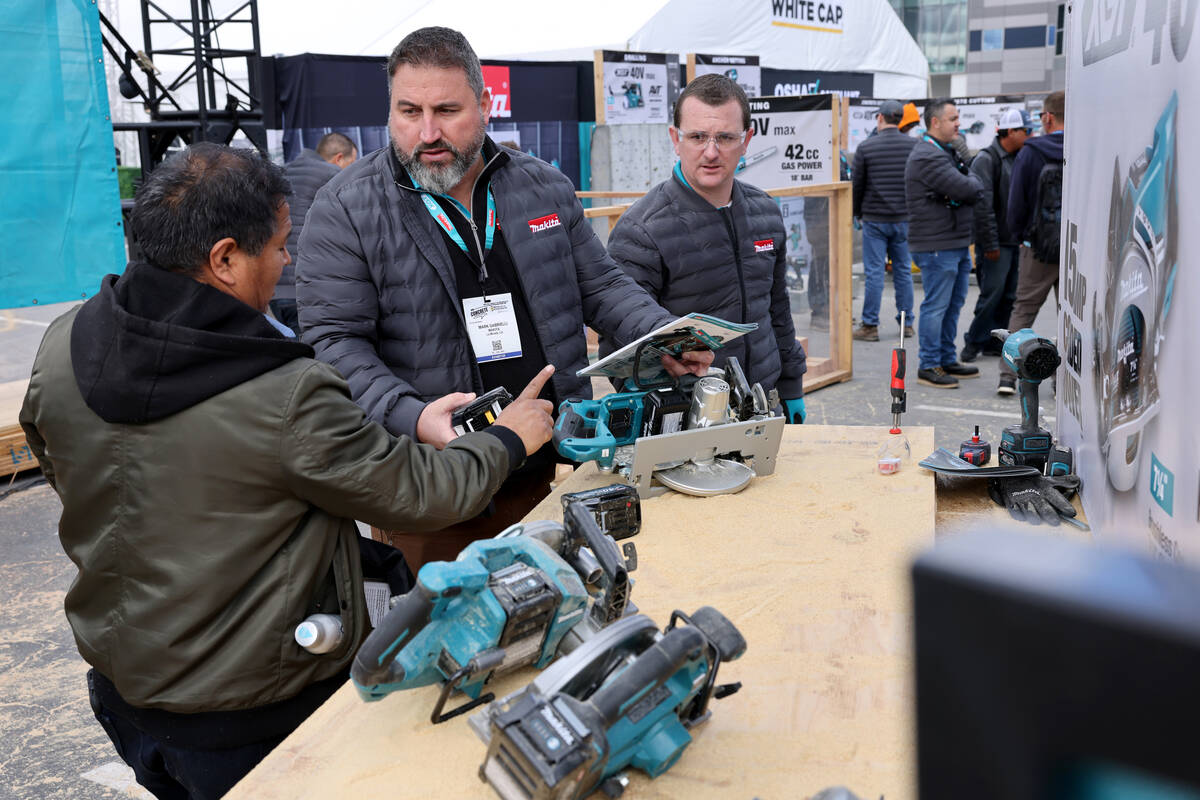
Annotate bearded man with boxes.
[295,26,709,569]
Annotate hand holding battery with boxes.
[661,348,714,378]
[493,365,556,455]
[417,391,479,449]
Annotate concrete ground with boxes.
[0,272,1059,799]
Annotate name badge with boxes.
[462,293,523,363]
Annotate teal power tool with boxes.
[995,328,1061,472]
[554,355,784,497]
[351,499,637,723]
[472,607,746,800]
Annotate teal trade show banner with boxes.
[0,0,125,309]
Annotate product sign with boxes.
[1060,0,1198,559]
[693,53,761,98]
[481,65,512,119]
[601,51,673,125]
[950,95,1028,152]
[739,94,834,190]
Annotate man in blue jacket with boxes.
[904,99,984,389]
[997,91,1065,395]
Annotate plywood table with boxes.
[229,425,936,800]
[0,379,34,477]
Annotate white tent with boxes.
[627,0,928,97]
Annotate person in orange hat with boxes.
[899,102,921,133]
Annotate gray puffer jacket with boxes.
[296,142,675,440]
[275,150,339,301]
[601,171,806,398]
[904,137,984,252]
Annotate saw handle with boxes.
[351,582,435,691]
[590,625,707,725]
[564,500,630,624]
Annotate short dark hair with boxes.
[317,132,356,161]
[387,27,484,100]
[130,143,290,277]
[924,98,955,129]
[673,74,751,131]
[1043,90,1065,118]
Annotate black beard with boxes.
[393,122,486,195]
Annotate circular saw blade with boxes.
[654,457,755,496]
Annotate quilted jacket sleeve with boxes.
[564,190,674,347]
[296,185,428,441]
[280,362,511,531]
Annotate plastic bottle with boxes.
[294,613,343,654]
[877,433,911,475]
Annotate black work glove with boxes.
[987,474,1082,525]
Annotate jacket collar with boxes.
[670,161,743,212]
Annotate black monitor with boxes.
[912,530,1200,800]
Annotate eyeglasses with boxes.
[676,129,747,151]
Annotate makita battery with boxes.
[640,388,690,438]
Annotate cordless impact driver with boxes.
[995,328,1061,472]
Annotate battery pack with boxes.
[640,388,690,438]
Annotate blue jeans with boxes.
[860,220,914,327]
[914,248,972,370]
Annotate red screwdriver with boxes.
[890,311,906,434]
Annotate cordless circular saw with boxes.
[351,494,639,723]
[470,606,747,799]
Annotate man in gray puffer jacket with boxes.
[297,27,710,566]
[602,74,807,422]
[904,98,985,389]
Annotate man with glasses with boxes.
[602,74,808,423]
[997,91,1065,395]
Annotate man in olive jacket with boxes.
[19,144,553,800]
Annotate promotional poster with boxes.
[601,50,673,125]
[1060,0,1197,560]
[692,53,761,99]
[739,94,835,190]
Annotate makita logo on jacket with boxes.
[528,213,562,233]
[754,239,775,253]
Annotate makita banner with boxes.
[693,53,762,98]
[761,68,872,99]
[739,94,834,190]
[1060,0,1198,559]
[481,65,512,119]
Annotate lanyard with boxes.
[415,183,496,261]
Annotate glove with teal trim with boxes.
[782,397,806,424]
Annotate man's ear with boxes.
[668,126,682,158]
[479,87,493,125]
[206,237,240,288]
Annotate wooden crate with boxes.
[0,380,34,477]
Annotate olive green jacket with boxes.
[21,308,512,713]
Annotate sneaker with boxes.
[942,361,980,378]
[852,324,879,342]
[960,343,981,363]
[904,325,915,339]
[997,375,1016,395]
[918,367,959,388]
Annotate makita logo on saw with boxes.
[754,239,775,253]
[528,214,562,233]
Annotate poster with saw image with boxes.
[1059,0,1197,561]
[739,95,834,190]
[693,53,761,98]
[601,50,672,125]
[951,95,1028,152]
